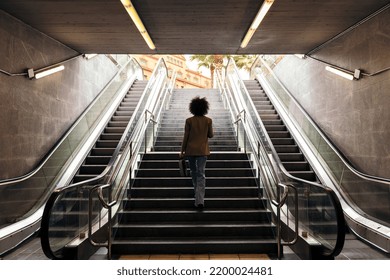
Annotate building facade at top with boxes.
[133,55,212,89]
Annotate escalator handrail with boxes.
[40,58,171,259]
[224,59,346,257]
[40,185,66,259]
[227,59,328,187]
[40,103,157,259]
[52,58,168,194]
[254,57,390,249]
[254,56,390,184]
[229,89,345,254]
[0,55,141,186]
[321,186,346,257]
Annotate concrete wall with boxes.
[0,11,118,179]
[272,9,390,178]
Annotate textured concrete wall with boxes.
[273,9,390,178]
[0,11,118,179]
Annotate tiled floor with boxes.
[1,233,389,260]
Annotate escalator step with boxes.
[96,140,119,148]
[267,131,290,138]
[282,161,311,171]
[278,153,304,161]
[289,171,317,181]
[90,148,115,156]
[115,111,133,117]
[108,121,129,127]
[262,119,283,125]
[270,138,295,145]
[274,145,300,153]
[112,116,131,122]
[117,106,135,112]
[265,125,286,131]
[79,165,107,174]
[72,174,100,183]
[100,133,123,140]
[85,156,111,165]
[259,114,279,120]
[105,127,126,133]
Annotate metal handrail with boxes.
[232,112,299,259]
[86,108,154,259]
[271,183,299,258]
[88,59,175,257]
[216,71,296,259]
[86,62,176,259]
[221,59,346,258]
[88,184,115,248]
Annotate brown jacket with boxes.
[181,116,214,156]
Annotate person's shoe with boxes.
[197,204,204,211]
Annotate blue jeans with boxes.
[187,156,207,206]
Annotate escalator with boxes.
[40,80,148,259]
[244,80,318,182]
[39,58,171,259]
[72,81,147,183]
[248,56,390,255]
[0,55,144,256]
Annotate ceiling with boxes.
[0,0,388,55]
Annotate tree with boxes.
[189,54,257,87]
[232,55,257,72]
[189,55,220,88]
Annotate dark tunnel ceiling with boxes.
[0,0,388,54]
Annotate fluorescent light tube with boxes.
[294,54,306,59]
[325,66,354,81]
[84,54,98,59]
[35,65,65,79]
[241,0,275,48]
[120,0,156,50]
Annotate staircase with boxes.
[111,88,278,256]
[72,80,148,183]
[244,80,318,182]
[154,89,237,151]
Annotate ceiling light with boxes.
[34,65,65,79]
[84,54,98,59]
[120,0,156,50]
[325,66,354,81]
[241,0,275,48]
[294,54,306,59]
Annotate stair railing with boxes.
[252,56,390,253]
[217,59,346,259]
[40,58,173,259]
[216,70,298,259]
